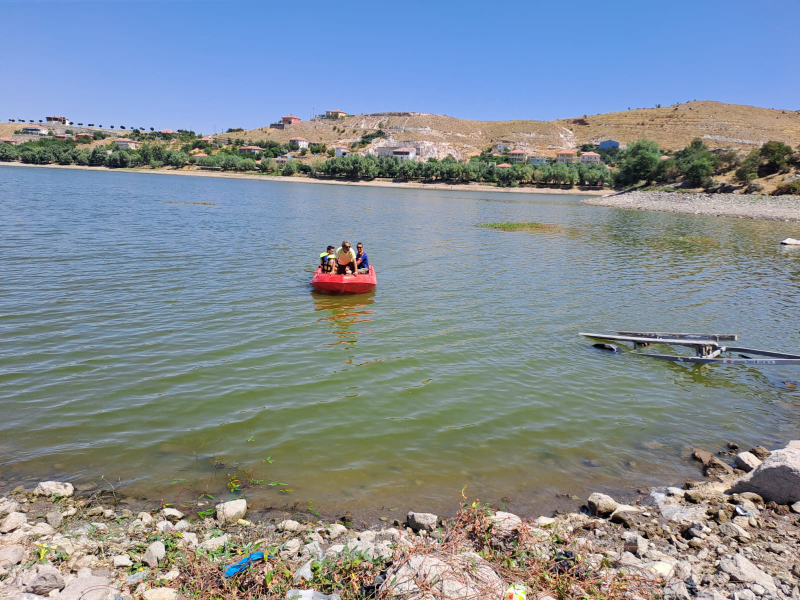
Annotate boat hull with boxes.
[310,266,376,294]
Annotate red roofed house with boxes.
[198,137,212,142]
[240,145,262,154]
[393,147,417,161]
[46,116,68,124]
[114,138,140,150]
[580,151,601,164]
[325,110,347,119]
[281,115,302,125]
[159,129,178,135]
[289,137,309,149]
[192,153,208,160]
[556,149,578,164]
[0,137,20,145]
[76,133,93,139]
[508,149,527,163]
[497,163,512,169]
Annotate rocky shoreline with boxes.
[582,191,800,222]
[0,441,798,600]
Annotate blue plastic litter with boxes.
[224,552,265,577]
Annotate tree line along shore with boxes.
[2,128,799,196]
[0,440,798,600]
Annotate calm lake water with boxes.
[2,165,800,519]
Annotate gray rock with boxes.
[286,591,341,600]
[379,551,504,600]
[791,501,800,514]
[293,560,314,584]
[735,452,762,473]
[734,590,757,600]
[0,497,21,516]
[748,446,771,460]
[58,575,114,600]
[279,538,302,558]
[407,511,438,532]
[45,510,63,529]
[587,492,619,517]
[216,499,247,524]
[34,481,75,497]
[161,508,184,522]
[180,532,199,549]
[730,446,800,505]
[749,583,767,596]
[143,541,166,567]
[0,544,25,567]
[138,512,155,525]
[277,519,303,532]
[623,532,648,557]
[719,521,751,540]
[113,555,132,567]
[719,554,777,594]
[143,588,178,600]
[325,523,347,539]
[0,511,26,533]
[24,565,66,595]
[301,541,324,560]
[198,534,229,553]
[173,519,191,532]
[535,516,556,526]
[126,569,149,585]
[488,511,522,540]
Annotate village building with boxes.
[660,155,671,161]
[580,151,601,164]
[556,149,578,164]
[114,138,140,150]
[528,156,548,164]
[393,147,417,161]
[198,137,213,143]
[326,110,347,119]
[55,134,73,140]
[22,125,48,135]
[281,115,302,125]
[508,149,527,163]
[0,137,20,145]
[240,145,262,154]
[75,133,93,139]
[290,137,309,149]
[492,143,509,153]
[598,140,620,150]
[46,116,68,125]
[496,163,512,169]
[334,146,349,158]
[269,122,285,130]
[192,153,207,160]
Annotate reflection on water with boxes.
[1,165,800,517]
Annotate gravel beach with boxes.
[582,191,800,222]
[1,441,798,600]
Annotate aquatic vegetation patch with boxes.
[661,234,719,247]
[478,221,564,232]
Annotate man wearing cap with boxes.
[335,240,358,276]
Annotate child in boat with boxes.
[319,245,335,273]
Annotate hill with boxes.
[215,102,800,161]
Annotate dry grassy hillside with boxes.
[215,102,800,160]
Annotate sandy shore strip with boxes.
[583,190,800,222]
[0,441,798,600]
[0,161,608,196]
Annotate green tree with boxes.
[760,141,793,173]
[282,160,299,176]
[0,144,19,161]
[615,139,661,187]
[734,149,762,183]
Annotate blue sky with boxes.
[1,0,798,134]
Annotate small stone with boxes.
[161,508,184,522]
[0,497,21,516]
[357,530,376,543]
[138,512,155,525]
[46,510,63,528]
[61,507,77,517]
[735,590,756,600]
[0,511,26,533]
[719,554,777,594]
[34,481,75,498]
[750,584,766,596]
[85,506,104,516]
[237,519,252,526]
[488,511,522,539]
[280,538,301,558]
[790,501,800,514]
[0,544,25,567]
[407,511,437,531]
[587,492,619,517]
[719,521,751,540]
[285,591,341,600]
[623,532,648,557]
[174,519,191,531]
[180,532,199,549]
[735,451,762,473]
[143,588,178,600]
[216,499,247,524]
[277,519,302,532]
[113,555,132,567]
[55,575,113,600]
[143,541,166,567]
[325,523,347,539]
[25,565,66,595]
[198,534,229,553]
[535,516,556,526]
[748,446,771,460]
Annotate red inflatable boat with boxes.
[310,266,377,294]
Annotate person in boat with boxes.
[355,242,369,274]
[320,245,335,273]
[335,240,358,276]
